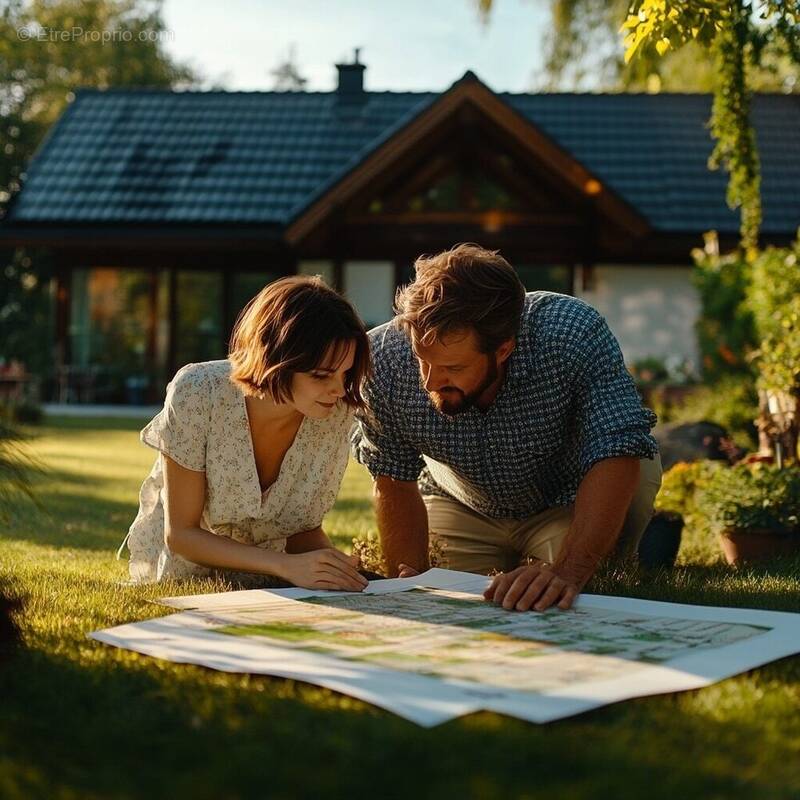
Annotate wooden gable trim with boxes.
[286,76,650,246]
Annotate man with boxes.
[351,243,662,612]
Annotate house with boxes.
[2,56,799,403]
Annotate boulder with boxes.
[654,421,746,470]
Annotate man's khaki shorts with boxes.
[423,453,663,575]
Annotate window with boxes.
[405,167,521,213]
[368,166,525,215]
[69,268,166,402]
[175,271,224,367]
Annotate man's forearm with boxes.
[285,526,333,554]
[373,476,429,577]
[552,456,640,586]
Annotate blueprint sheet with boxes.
[90,569,800,726]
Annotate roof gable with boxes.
[286,72,649,246]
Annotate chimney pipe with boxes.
[335,48,366,103]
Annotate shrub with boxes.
[11,401,43,425]
[0,419,39,521]
[650,374,759,448]
[655,460,722,539]
[691,243,757,382]
[748,243,800,398]
[352,534,447,576]
[698,463,800,537]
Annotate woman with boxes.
[120,276,370,591]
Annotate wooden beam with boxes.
[286,78,650,246]
[347,211,582,227]
[54,259,71,370]
[167,268,177,377]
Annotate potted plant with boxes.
[647,460,722,567]
[698,463,800,564]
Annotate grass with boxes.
[1,416,799,800]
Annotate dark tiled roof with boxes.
[5,84,800,234]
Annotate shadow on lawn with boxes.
[1,465,137,551]
[39,416,148,433]
[587,561,800,613]
[2,470,375,553]
[0,639,788,800]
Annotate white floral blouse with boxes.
[120,360,354,583]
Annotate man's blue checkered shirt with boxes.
[351,291,659,519]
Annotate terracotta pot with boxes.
[719,528,800,565]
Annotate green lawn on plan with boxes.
[1,416,799,800]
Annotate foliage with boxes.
[0,418,38,522]
[650,374,759,447]
[0,0,195,201]
[0,0,198,377]
[538,0,634,89]
[6,400,43,425]
[707,3,761,251]
[698,462,800,535]
[691,238,757,380]
[628,355,669,386]
[352,532,447,575]
[655,459,721,537]
[628,355,696,388]
[269,44,307,91]
[480,2,799,245]
[688,223,800,459]
[748,239,800,397]
[499,0,799,93]
[0,248,55,376]
[622,1,800,249]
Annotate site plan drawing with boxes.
[90,569,800,726]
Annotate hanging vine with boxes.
[622,0,800,251]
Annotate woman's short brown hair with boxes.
[394,243,526,353]
[229,276,370,407]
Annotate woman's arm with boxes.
[163,455,366,590]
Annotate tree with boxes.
[525,0,798,93]
[622,1,800,250]
[477,1,799,247]
[0,0,198,376]
[621,1,800,461]
[479,1,800,460]
[270,44,308,91]
[748,238,800,463]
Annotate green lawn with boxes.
[1,417,799,800]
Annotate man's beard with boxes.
[429,356,499,416]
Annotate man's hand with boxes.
[483,561,582,612]
[397,563,420,578]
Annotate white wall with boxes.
[343,261,396,329]
[576,265,701,371]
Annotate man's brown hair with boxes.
[229,275,370,407]
[394,243,526,352]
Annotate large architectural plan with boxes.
[90,569,800,726]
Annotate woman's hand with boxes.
[277,549,368,591]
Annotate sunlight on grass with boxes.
[1,416,799,799]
